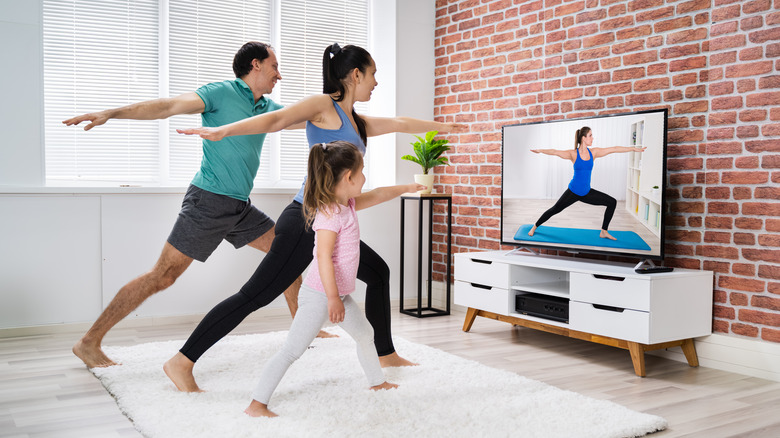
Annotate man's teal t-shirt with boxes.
[191,78,283,201]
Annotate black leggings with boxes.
[535,188,617,230]
[179,201,395,362]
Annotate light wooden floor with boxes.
[2,309,780,437]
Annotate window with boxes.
[43,0,369,188]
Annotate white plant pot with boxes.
[414,174,434,194]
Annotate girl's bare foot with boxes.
[163,352,203,392]
[528,225,537,237]
[73,338,117,368]
[245,400,277,417]
[378,352,418,368]
[370,381,399,391]
[600,230,617,240]
[316,330,338,338]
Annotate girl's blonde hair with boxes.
[303,141,363,227]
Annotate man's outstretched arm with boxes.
[63,92,205,131]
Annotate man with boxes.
[65,42,312,370]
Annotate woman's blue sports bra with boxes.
[293,99,366,203]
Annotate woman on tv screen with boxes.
[528,126,646,240]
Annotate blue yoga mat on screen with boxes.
[514,224,651,251]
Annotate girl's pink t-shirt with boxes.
[304,198,360,295]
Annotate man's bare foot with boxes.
[379,352,418,368]
[316,330,338,338]
[600,230,617,240]
[245,400,278,417]
[72,338,117,368]
[371,381,399,391]
[163,352,203,392]
[528,225,537,237]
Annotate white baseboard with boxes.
[0,306,295,339]
[649,333,780,382]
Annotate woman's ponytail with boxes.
[574,129,580,150]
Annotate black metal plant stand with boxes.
[399,193,452,318]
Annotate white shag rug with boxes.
[92,328,666,438]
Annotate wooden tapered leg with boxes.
[462,307,479,332]
[627,342,646,377]
[680,338,699,367]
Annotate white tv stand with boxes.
[454,251,713,377]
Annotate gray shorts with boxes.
[167,185,274,262]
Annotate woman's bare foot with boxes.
[73,338,117,368]
[378,352,418,368]
[245,400,277,417]
[600,230,617,240]
[316,330,338,338]
[163,352,203,392]
[528,225,537,237]
[370,381,399,391]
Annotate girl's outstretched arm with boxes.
[176,94,330,141]
[315,229,345,324]
[354,183,426,211]
[592,146,646,158]
[362,116,467,137]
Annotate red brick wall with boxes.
[431,0,780,343]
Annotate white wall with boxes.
[0,0,436,329]
[0,0,44,186]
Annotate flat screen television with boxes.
[501,109,668,261]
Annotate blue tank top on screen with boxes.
[293,99,366,203]
[567,147,594,196]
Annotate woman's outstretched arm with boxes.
[530,148,575,161]
[592,146,646,158]
[362,116,466,137]
[176,94,330,141]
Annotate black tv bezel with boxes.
[500,108,669,261]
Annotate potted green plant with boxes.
[401,130,451,194]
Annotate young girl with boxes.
[528,126,646,240]
[246,140,418,418]
[165,43,463,392]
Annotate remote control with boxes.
[634,266,674,274]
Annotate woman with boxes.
[528,126,645,240]
[164,43,463,392]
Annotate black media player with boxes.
[515,292,569,323]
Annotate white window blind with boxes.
[277,0,369,186]
[43,0,160,183]
[43,0,369,188]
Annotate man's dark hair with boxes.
[233,42,273,78]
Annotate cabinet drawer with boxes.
[454,281,510,316]
[570,272,651,311]
[455,256,509,289]
[570,301,649,344]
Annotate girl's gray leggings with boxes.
[251,284,386,405]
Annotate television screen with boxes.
[501,109,668,260]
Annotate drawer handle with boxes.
[592,274,625,282]
[592,304,625,313]
[471,259,492,265]
[471,283,492,290]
